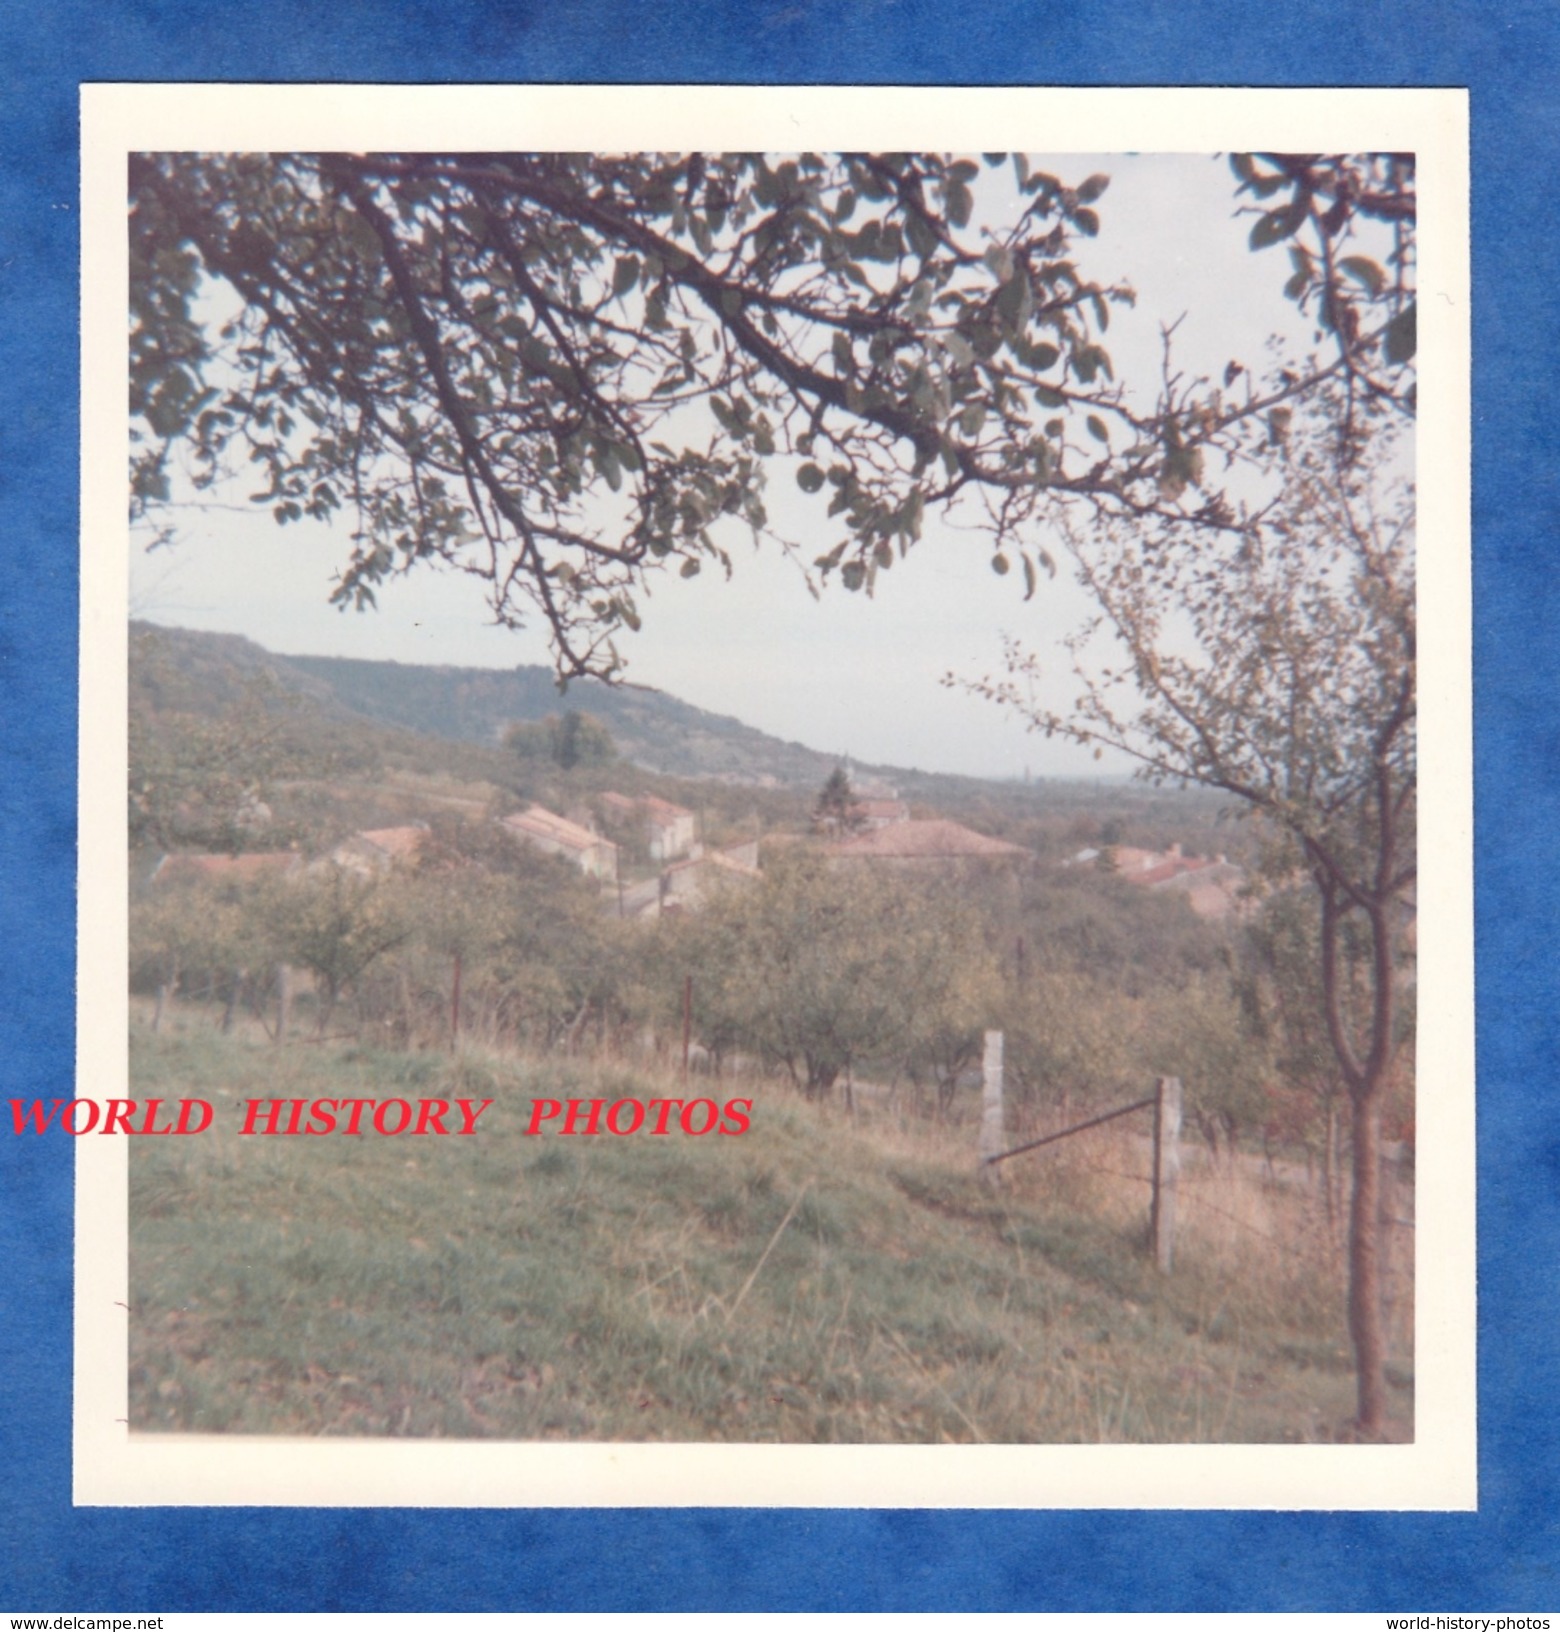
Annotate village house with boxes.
[856,798,910,830]
[325,824,430,877]
[641,795,698,862]
[658,846,762,912]
[1067,841,1246,920]
[600,791,698,862]
[827,818,1030,871]
[1139,850,1246,920]
[500,804,619,882]
[149,850,302,888]
[614,844,761,919]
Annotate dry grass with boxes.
[126,1014,1411,1443]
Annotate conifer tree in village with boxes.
[811,764,865,835]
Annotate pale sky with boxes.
[130,154,1319,779]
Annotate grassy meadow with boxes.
[127,1011,1412,1443]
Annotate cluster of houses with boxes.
[147,782,1061,921]
[148,765,1243,926]
[487,789,1035,916]
[1065,841,1246,920]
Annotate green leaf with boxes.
[1383,302,1417,365]
[905,212,937,258]
[1249,200,1307,251]
[840,560,866,592]
[679,558,702,578]
[1339,255,1386,297]
[991,552,1010,575]
[1075,173,1110,204]
[611,256,640,297]
[1086,414,1110,444]
[1072,207,1100,237]
[796,463,825,494]
[996,273,1032,332]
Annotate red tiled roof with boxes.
[829,819,1029,860]
[639,794,694,821]
[152,851,300,885]
[664,849,760,880]
[1134,858,1201,887]
[356,825,428,858]
[502,805,615,856]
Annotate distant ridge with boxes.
[129,622,1233,860]
[131,622,851,787]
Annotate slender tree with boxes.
[970,401,1415,1435]
[811,765,866,835]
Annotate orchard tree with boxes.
[129,874,250,1032]
[129,151,1413,681]
[971,399,1415,1437]
[688,849,994,1099]
[129,627,298,854]
[256,865,412,1037]
[1235,886,1354,1217]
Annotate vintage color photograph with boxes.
[88,93,1465,1510]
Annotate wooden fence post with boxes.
[1151,1075,1182,1272]
[978,1029,1005,1186]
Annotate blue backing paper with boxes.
[0,1,1549,1612]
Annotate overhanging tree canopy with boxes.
[129,151,1414,679]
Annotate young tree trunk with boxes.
[1322,879,1399,1439]
[397,966,413,1047]
[316,980,339,1040]
[221,969,245,1034]
[1348,1084,1386,1437]
[450,950,463,1053]
[563,997,592,1055]
[274,962,291,1043]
